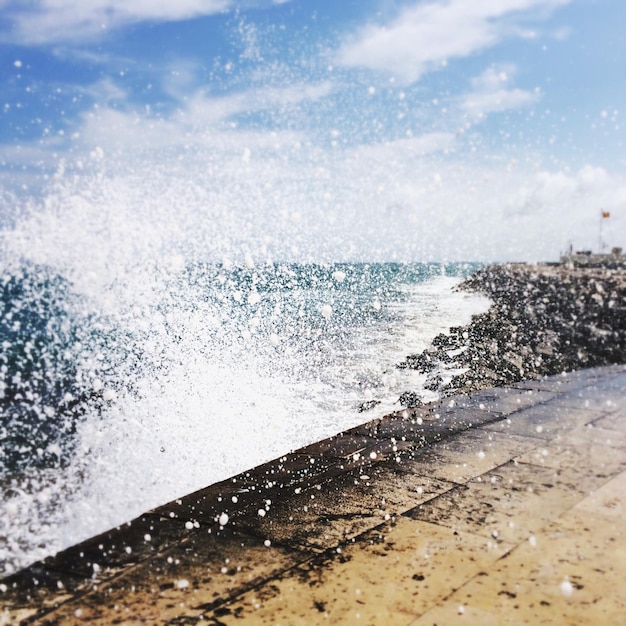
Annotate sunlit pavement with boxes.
[3,365,626,625]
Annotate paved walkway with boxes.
[2,365,626,625]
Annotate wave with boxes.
[0,179,487,575]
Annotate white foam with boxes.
[0,167,489,576]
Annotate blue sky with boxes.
[1,0,625,262]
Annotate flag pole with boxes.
[600,210,603,252]
[600,210,610,252]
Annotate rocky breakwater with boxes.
[399,263,626,395]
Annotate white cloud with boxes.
[530,166,617,206]
[0,0,285,44]
[460,66,540,119]
[337,0,570,83]
[76,106,305,156]
[0,138,67,169]
[171,80,334,127]
[0,78,332,164]
[80,78,128,104]
[349,133,456,164]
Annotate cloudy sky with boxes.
[1,0,624,262]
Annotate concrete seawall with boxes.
[2,365,626,624]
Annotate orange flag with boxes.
[602,211,611,218]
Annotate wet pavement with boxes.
[2,365,626,625]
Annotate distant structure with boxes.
[561,246,626,268]
[561,210,625,267]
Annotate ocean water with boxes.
[0,252,489,576]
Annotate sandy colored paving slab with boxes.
[410,508,626,626]
[590,410,626,434]
[396,429,541,484]
[350,388,555,443]
[459,388,555,416]
[150,453,346,526]
[548,386,626,413]
[0,515,194,624]
[513,377,596,394]
[28,527,313,625]
[404,459,606,546]
[513,365,626,393]
[574,470,626,520]
[513,437,626,480]
[202,517,507,625]
[480,403,603,441]
[232,461,456,552]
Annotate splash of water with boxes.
[0,151,489,575]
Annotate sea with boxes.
[0,255,490,576]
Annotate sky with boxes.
[0,0,625,263]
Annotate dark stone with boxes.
[357,399,381,413]
[398,391,423,408]
[396,352,436,373]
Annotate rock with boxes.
[398,391,423,408]
[397,352,437,373]
[423,374,443,392]
[357,399,381,413]
[401,263,626,396]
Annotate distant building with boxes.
[561,247,626,267]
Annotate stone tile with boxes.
[549,386,626,414]
[32,527,312,625]
[514,438,626,482]
[348,412,434,447]
[347,406,478,449]
[574,471,626,520]
[480,402,600,441]
[349,389,553,445]
[460,388,556,416]
[586,369,626,388]
[0,514,192,624]
[203,517,506,625]
[513,375,598,393]
[399,429,541,484]
[151,453,345,526]
[232,460,455,552]
[410,509,626,626]
[295,434,377,459]
[404,460,598,546]
[0,569,86,625]
[590,410,626,433]
[559,416,626,450]
[44,514,191,581]
[512,366,626,394]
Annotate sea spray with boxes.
[0,168,489,575]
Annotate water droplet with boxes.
[560,579,574,596]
